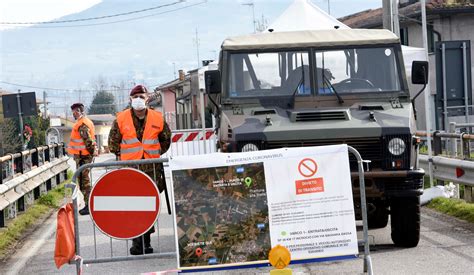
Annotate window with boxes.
[228,51,310,98]
[314,47,401,94]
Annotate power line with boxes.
[0,1,184,25]
[9,1,207,29]
[0,80,161,92]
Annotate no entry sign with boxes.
[89,168,160,239]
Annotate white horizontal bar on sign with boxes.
[93,196,156,211]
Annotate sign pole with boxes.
[16,89,25,149]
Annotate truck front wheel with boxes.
[390,196,420,247]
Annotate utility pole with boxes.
[392,0,400,37]
[242,2,256,33]
[43,90,47,119]
[194,28,200,68]
[382,0,392,31]
[173,62,177,79]
[421,0,434,187]
[327,0,331,15]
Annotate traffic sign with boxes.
[89,168,160,239]
[298,158,318,178]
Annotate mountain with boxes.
[0,0,289,90]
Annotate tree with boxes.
[88,76,117,115]
[0,118,22,154]
[88,90,117,115]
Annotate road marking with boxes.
[93,196,156,211]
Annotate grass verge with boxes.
[0,171,72,259]
[427,197,474,223]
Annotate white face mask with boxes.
[131,97,146,111]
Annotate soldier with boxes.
[108,84,171,255]
[67,103,97,216]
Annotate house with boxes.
[156,65,215,130]
[340,0,474,129]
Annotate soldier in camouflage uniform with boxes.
[68,103,97,216]
[108,85,171,255]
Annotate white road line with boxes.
[93,196,156,211]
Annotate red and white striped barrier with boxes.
[171,129,215,143]
[165,128,217,157]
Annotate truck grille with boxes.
[289,110,349,122]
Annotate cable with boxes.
[0,1,184,25]
[28,1,207,28]
[0,81,161,92]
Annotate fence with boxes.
[0,143,69,227]
[67,146,373,274]
[417,126,474,202]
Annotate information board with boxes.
[169,144,358,271]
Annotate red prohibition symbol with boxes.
[298,158,318,178]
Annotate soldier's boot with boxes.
[78,204,89,216]
[79,188,91,216]
[144,232,153,254]
[130,237,144,255]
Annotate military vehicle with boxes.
[205,29,428,247]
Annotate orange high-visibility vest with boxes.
[68,117,95,156]
[116,109,163,160]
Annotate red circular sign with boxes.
[89,168,160,239]
[298,158,318,178]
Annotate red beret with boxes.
[130,85,148,96]
[70,103,84,110]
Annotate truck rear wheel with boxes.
[390,196,420,247]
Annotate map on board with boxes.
[172,162,270,267]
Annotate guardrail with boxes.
[0,143,70,227]
[419,155,474,187]
[417,128,474,202]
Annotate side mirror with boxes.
[411,61,429,85]
[205,70,221,94]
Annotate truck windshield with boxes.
[227,47,402,98]
[228,51,310,98]
[316,47,401,94]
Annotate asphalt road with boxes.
[1,154,473,275]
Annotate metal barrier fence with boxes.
[0,143,69,227]
[67,158,175,274]
[67,146,373,274]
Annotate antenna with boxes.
[242,1,256,33]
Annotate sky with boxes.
[0,0,381,30]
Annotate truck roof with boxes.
[222,29,399,51]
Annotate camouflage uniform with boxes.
[108,108,171,254]
[108,108,171,192]
[74,123,97,203]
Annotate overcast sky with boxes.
[0,0,382,30]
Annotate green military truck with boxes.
[205,29,428,247]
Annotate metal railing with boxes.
[66,158,175,275]
[67,147,373,274]
[417,127,474,202]
[0,143,69,227]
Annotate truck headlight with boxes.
[241,143,259,152]
[388,138,406,156]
